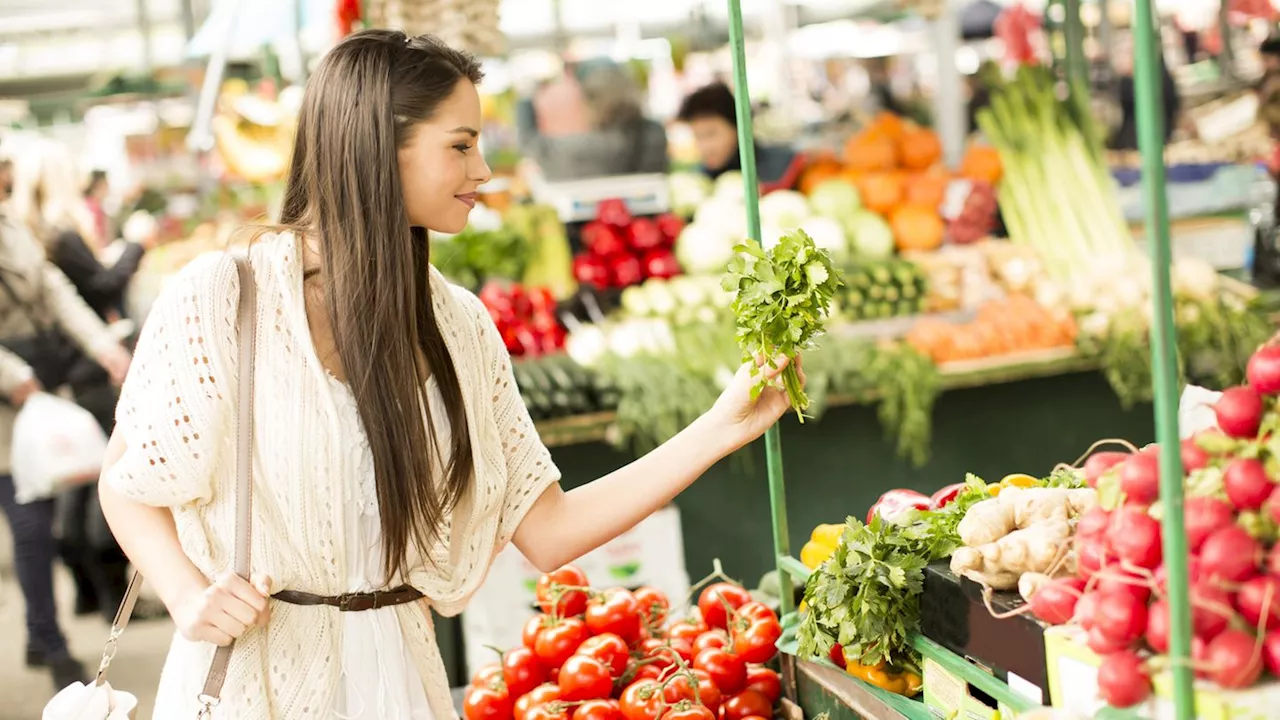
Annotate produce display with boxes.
[574,200,684,290]
[463,564,784,720]
[513,355,619,421]
[834,258,929,321]
[479,282,567,357]
[905,294,1078,365]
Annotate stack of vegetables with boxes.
[795,471,1084,695]
[1003,342,1280,708]
[835,258,929,321]
[798,112,1004,254]
[479,282,566,357]
[463,564,784,720]
[905,294,1078,365]
[432,203,532,290]
[573,200,684,290]
[513,354,620,421]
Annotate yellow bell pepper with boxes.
[844,660,921,697]
[801,523,844,569]
[989,473,1039,496]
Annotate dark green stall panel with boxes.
[436,369,1156,685]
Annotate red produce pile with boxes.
[464,564,783,720]
[947,181,998,245]
[1025,341,1280,708]
[574,199,685,290]
[480,282,564,357]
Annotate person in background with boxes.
[675,81,805,193]
[82,169,110,251]
[7,138,157,627]
[521,63,669,181]
[0,140,133,690]
[1109,34,1181,150]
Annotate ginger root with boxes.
[950,519,1073,590]
[957,487,1097,547]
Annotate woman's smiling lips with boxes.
[455,192,477,208]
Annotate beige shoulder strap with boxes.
[92,252,257,720]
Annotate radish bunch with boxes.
[1022,342,1280,707]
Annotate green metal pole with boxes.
[725,0,793,617]
[1132,0,1194,717]
[1063,0,1087,89]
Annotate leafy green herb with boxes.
[722,230,844,422]
[431,226,529,289]
[864,344,941,466]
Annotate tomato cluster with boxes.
[464,565,784,720]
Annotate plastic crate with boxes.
[528,172,671,224]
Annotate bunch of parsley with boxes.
[721,230,843,422]
[796,475,991,670]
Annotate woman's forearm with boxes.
[512,411,736,572]
[98,433,208,608]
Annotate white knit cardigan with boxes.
[104,233,561,718]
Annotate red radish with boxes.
[1087,624,1132,655]
[1109,507,1163,569]
[1146,599,1170,653]
[1077,506,1110,539]
[1200,526,1261,582]
[1097,650,1152,708]
[1181,438,1210,473]
[1093,590,1149,647]
[1084,451,1129,488]
[1074,592,1099,629]
[1268,543,1280,576]
[1235,575,1280,630]
[1191,584,1235,641]
[1119,454,1160,506]
[1193,636,1212,679]
[1265,487,1280,525]
[1028,578,1086,625]
[1155,557,1203,592]
[1215,386,1264,438]
[1206,629,1265,689]
[1075,537,1107,580]
[1094,570,1152,605]
[1263,630,1280,676]
[1225,458,1274,511]
[1184,497,1234,551]
[1247,344,1280,394]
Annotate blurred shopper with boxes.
[1110,35,1181,150]
[676,81,805,192]
[7,138,151,628]
[522,63,670,180]
[83,169,110,251]
[0,139,132,690]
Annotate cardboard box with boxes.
[1044,626,1280,719]
[461,506,690,676]
[923,657,1021,720]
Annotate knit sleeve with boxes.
[102,252,239,507]
[455,289,562,548]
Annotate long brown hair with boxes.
[279,29,480,580]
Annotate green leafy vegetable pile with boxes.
[431,226,530,290]
[722,229,844,422]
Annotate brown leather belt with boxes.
[271,584,424,612]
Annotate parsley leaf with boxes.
[722,230,843,422]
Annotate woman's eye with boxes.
[454,143,473,154]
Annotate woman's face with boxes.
[398,80,492,234]
[689,116,738,172]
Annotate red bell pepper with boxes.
[641,249,681,280]
[573,254,610,288]
[596,198,632,228]
[828,643,846,668]
[582,221,628,257]
[656,214,685,246]
[930,483,966,510]
[609,254,644,288]
[627,218,665,252]
[866,490,931,525]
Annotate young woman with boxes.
[98,30,799,719]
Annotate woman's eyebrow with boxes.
[450,126,479,137]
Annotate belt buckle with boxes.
[337,593,357,612]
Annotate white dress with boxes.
[330,373,438,720]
